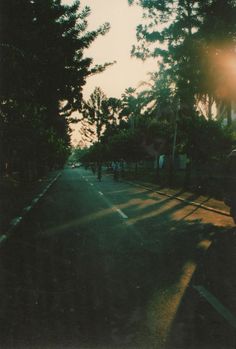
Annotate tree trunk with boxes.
[168,156,174,187]
[184,159,192,189]
[226,100,232,126]
[208,94,213,120]
[154,154,160,182]
[135,161,138,177]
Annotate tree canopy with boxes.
[0,0,111,179]
[128,0,236,116]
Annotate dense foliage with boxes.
[76,1,236,174]
[0,0,110,179]
[128,0,236,117]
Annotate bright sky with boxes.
[64,0,157,99]
[63,0,158,145]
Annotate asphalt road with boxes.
[0,167,235,349]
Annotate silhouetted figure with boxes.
[224,149,236,223]
[90,163,95,174]
[112,161,119,181]
[97,163,102,181]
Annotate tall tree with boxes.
[138,66,176,121]
[128,0,203,115]
[0,0,112,178]
[121,87,143,128]
[81,87,110,142]
[128,0,236,120]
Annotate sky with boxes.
[63,0,158,144]
[69,0,157,98]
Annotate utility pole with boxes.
[172,110,178,165]
[172,98,180,166]
[169,101,179,186]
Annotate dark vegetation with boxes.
[0,0,111,181]
[70,0,236,199]
[1,0,236,199]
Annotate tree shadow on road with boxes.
[0,180,234,348]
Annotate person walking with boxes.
[224,149,236,224]
[97,162,102,182]
[112,161,119,181]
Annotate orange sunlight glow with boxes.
[147,238,212,348]
[211,50,236,99]
[147,260,197,348]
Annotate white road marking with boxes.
[95,189,128,220]
[23,206,32,212]
[116,208,128,219]
[10,216,23,226]
[32,198,39,204]
[0,173,61,241]
[193,285,236,329]
[0,235,7,244]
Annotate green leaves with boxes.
[129,0,236,114]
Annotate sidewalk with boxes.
[124,178,231,217]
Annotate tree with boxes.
[69,146,89,164]
[137,65,177,121]
[128,0,203,115]
[121,87,143,128]
[128,0,236,120]
[0,0,112,179]
[196,1,236,123]
[181,116,233,165]
[81,87,121,142]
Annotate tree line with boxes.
[72,0,236,193]
[0,0,112,180]
[74,86,233,185]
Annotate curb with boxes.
[0,172,61,247]
[124,180,231,217]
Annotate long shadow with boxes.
[166,227,236,349]
[0,221,229,349]
[98,176,235,348]
[0,170,234,348]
